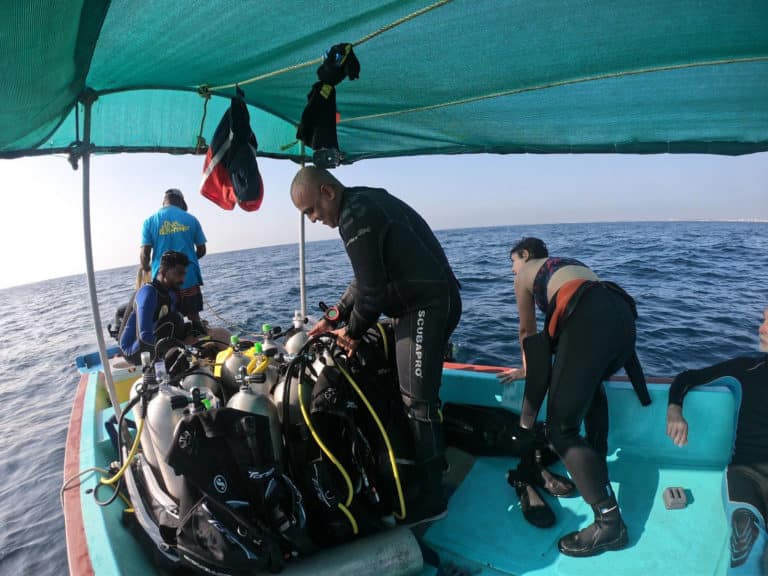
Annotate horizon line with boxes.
[1,218,766,291]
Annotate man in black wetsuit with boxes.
[290,166,462,525]
[667,306,768,575]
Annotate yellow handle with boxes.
[247,356,269,375]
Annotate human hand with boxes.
[666,404,689,447]
[497,367,526,384]
[331,327,359,356]
[308,318,334,337]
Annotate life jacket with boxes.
[200,87,264,212]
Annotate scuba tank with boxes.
[215,335,252,401]
[145,361,192,500]
[227,363,283,469]
[180,361,222,402]
[129,352,161,472]
[261,324,279,358]
[284,311,309,355]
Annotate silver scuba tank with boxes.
[145,363,191,500]
[284,310,309,355]
[180,361,222,402]
[220,335,251,397]
[130,375,161,472]
[227,366,283,467]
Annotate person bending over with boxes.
[290,166,462,526]
[667,306,768,575]
[501,237,649,557]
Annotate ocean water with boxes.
[0,221,766,574]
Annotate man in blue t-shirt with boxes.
[140,188,207,321]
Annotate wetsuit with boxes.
[525,259,647,505]
[334,187,462,512]
[669,356,768,574]
[119,280,181,364]
[532,257,586,312]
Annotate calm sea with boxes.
[0,222,766,574]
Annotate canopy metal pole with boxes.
[80,90,121,417]
[298,145,307,318]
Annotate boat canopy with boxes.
[2,0,767,161]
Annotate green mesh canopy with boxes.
[1,0,767,161]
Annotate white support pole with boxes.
[80,91,121,417]
[298,145,307,318]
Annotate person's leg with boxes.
[584,383,609,460]
[546,288,635,556]
[725,465,768,575]
[178,285,203,323]
[394,287,460,525]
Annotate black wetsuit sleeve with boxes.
[668,357,752,406]
[340,196,388,340]
[337,280,358,322]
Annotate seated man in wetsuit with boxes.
[120,250,194,365]
[290,166,462,526]
[667,306,768,575]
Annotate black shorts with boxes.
[177,285,203,317]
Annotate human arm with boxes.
[140,217,154,272]
[666,357,749,446]
[340,198,389,340]
[497,273,537,383]
[140,245,152,272]
[194,219,207,260]
[135,286,159,349]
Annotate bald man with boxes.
[291,166,462,526]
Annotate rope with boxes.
[203,295,260,339]
[338,55,768,124]
[195,87,211,153]
[207,0,453,92]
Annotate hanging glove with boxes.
[316,43,360,85]
[296,43,360,166]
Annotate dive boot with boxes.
[398,458,448,527]
[558,496,628,557]
[730,508,761,568]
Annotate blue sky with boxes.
[0,152,765,289]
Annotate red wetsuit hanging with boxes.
[200,87,264,212]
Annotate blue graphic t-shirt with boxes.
[141,206,207,289]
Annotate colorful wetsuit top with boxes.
[532,257,587,313]
[336,187,459,340]
[669,355,768,466]
[119,281,176,357]
[141,205,207,290]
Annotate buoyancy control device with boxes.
[122,351,312,575]
[275,324,413,545]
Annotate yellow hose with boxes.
[337,503,359,534]
[375,323,389,361]
[100,417,146,486]
[297,373,358,533]
[336,360,407,520]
